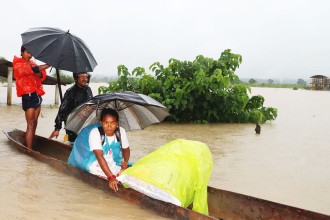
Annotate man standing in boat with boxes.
[49,72,93,143]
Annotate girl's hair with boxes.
[100,108,119,122]
[21,46,26,53]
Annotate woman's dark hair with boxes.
[21,46,26,53]
[100,108,119,122]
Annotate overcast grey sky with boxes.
[1,0,329,81]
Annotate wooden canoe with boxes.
[2,129,330,220]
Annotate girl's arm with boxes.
[93,150,119,192]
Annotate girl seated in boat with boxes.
[68,108,132,191]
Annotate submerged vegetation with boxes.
[99,49,278,124]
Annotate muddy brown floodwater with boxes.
[0,84,329,219]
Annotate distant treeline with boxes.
[239,78,309,85]
[236,78,310,90]
[48,70,119,83]
[90,75,118,82]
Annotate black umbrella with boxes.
[65,91,170,136]
[21,27,97,100]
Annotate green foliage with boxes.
[246,83,310,90]
[0,76,7,83]
[51,69,74,84]
[297,78,306,85]
[99,49,278,123]
[293,85,298,90]
[249,78,257,84]
[303,84,311,90]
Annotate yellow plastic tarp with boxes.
[120,139,213,215]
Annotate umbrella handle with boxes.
[56,69,63,101]
[117,118,123,156]
[114,101,123,153]
[96,100,100,117]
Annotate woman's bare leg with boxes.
[33,107,41,139]
[25,107,40,149]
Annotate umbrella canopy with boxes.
[21,27,97,101]
[21,27,97,73]
[65,91,170,135]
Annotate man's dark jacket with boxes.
[54,83,93,140]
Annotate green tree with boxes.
[249,78,257,85]
[99,49,277,123]
[0,57,9,83]
[0,76,7,83]
[51,70,74,84]
[268,79,273,84]
[297,78,306,85]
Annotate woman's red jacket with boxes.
[13,56,47,97]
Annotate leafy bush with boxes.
[99,49,277,123]
[0,76,7,83]
[297,78,306,85]
[51,70,74,84]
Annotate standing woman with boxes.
[13,46,50,149]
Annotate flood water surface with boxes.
[0,85,330,218]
